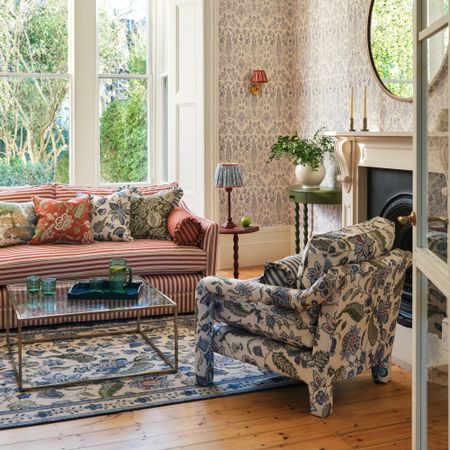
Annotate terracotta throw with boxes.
[30,196,93,245]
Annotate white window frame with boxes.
[0,0,162,188]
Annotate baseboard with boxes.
[217,225,295,271]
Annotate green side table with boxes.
[288,186,342,253]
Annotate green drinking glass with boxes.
[109,259,132,293]
[27,276,41,293]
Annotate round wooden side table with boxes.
[288,186,342,253]
[219,225,260,279]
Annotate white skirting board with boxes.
[217,225,296,271]
[392,324,413,370]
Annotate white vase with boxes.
[295,164,326,189]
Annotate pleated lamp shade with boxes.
[214,163,243,188]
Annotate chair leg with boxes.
[371,356,392,384]
[308,383,334,418]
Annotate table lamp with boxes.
[214,163,243,228]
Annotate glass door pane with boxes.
[426,278,448,449]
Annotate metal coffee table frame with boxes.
[5,286,178,392]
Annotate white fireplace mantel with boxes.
[330,131,414,227]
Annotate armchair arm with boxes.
[311,249,412,381]
[180,201,218,276]
[195,275,310,311]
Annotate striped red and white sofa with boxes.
[0,183,218,329]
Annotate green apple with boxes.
[240,215,252,227]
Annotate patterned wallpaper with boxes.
[218,0,297,228]
[219,0,447,233]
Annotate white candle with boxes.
[350,86,354,119]
[363,84,367,118]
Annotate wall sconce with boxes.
[249,69,268,96]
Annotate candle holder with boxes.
[349,118,355,132]
[362,118,369,132]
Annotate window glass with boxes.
[98,0,147,75]
[99,79,148,184]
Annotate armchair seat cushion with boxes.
[299,217,395,288]
[211,296,316,349]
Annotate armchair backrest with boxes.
[299,217,395,289]
[306,248,412,384]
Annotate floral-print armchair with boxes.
[195,218,412,417]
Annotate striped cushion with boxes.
[0,240,208,284]
[167,207,203,246]
[262,254,303,288]
[0,185,55,202]
[54,184,115,201]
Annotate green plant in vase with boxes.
[268,128,335,188]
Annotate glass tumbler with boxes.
[27,276,41,293]
[42,277,56,296]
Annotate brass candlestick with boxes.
[349,117,355,132]
[362,117,369,132]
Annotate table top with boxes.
[288,186,342,204]
[219,225,260,235]
[7,277,176,321]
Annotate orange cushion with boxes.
[167,207,203,246]
[30,196,94,245]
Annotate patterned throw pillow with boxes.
[130,188,183,240]
[298,216,395,289]
[81,190,133,242]
[261,253,303,288]
[167,207,203,246]
[0,202,37,247]
[29,196,93,245]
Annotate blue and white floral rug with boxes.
[0,316,296,429]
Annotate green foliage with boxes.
[370,0,413,98]
[268,128,335,171]
[99,81,147,183]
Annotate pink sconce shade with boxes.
[251,69,268,84]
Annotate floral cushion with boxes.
[81,190,133,242]
[262,253,303,288]
[298,217,395,289]
[29,196,93,245]
[0,202,37,247]
[130,188,183,240]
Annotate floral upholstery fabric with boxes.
[298,216,395,289]
[195,248,412,417]
[30,196,93,245]
[261,253,303,288]
[196,277,316,349]
[0,202,37,247]
[130,188,183,240]
[81,190,133,242]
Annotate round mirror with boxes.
[368,0,448,102]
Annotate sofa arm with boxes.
[180,201,218,276]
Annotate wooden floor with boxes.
[0,267,446,450]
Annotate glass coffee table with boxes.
[6,278,178,391]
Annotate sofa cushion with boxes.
[81,190,134,242]
[0,239,207,284]
[130,188,184,240]
[167,207,203,246]
[262,253,303,288]
[0,202,37,247]
[0,185,55,202]
[29,196,94,245]
[54,183,180,201]
[298,217,395,289]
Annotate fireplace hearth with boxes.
[367,168,413,327]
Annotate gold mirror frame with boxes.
[367,0,448,103]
